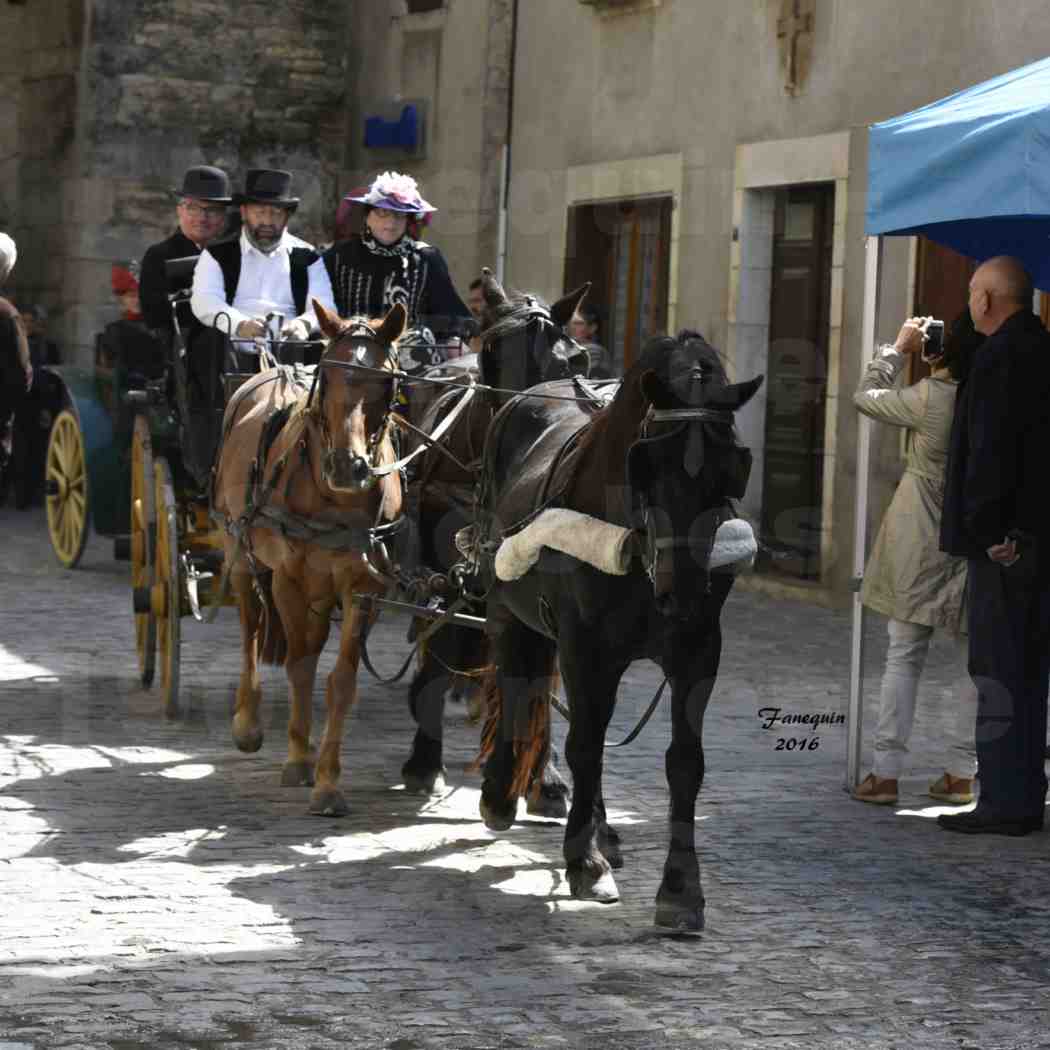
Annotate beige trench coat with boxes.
[853,347,967,635]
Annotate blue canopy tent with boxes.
[847,57,1050,785]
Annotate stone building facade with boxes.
[501,0,1050,604]
[0,0,348,360]
[0,0,513,364]
[6,0,1050,605]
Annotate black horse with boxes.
[400,270,590,806]
[475,329,762,931]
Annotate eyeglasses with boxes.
[179,202,226,220]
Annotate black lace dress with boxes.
[322,233,470,334]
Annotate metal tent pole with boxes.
[847,235,883,788]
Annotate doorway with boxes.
[564,196,671,374]
[759,184,834,581]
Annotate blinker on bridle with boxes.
[480,297,586,378]
[309,319,400,491]
[627,404,741,586]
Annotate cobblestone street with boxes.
[1,505,1049,1050]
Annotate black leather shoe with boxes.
[938,811,1042,836]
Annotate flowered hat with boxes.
[347,171,436,215]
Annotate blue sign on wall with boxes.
[363,103,424,154]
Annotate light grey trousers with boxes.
[872,618,978,780]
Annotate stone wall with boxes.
[8,0,351,362]
[0,1,83,353]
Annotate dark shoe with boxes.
[937,811,1042,836]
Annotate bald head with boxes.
[969,256,1032,335]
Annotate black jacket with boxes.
[322,236,469,334]
[139,229,202,333]
[940,309,1050,558]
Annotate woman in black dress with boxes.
[323,172,471,341]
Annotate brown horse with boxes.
[212,302,407,816]
[400,271,590,802]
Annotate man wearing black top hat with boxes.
[139,165,232,335]
[178,170,334,485]
[190,168,334,343]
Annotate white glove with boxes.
[283,318,311,342]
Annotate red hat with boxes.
[111,263,139,295]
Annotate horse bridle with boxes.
[626,404,746,587]
[481,296,586,382]
[310,319,400,491]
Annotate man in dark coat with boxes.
[938,256,1050,836]
[139,166,232,334]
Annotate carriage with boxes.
[40,261,479,719]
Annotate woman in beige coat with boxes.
[851,311,983,806]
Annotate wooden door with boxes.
[760,184,834,581]
[564,196,671,373]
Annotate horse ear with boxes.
[712,375,765,411]
[376,302,408,345]
[314,299,345,340]
[639,368,668,407]
[551,282,591,329]
[481,267,508,307]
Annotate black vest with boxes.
[208,239,316,317]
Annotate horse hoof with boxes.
[568,868,619,903]
[231,722,263,753]
[402,765,447,795]
[280,760,315,788]
[525,783,569,819]
[309,786,348,817]
[654,901,705,933]
[480,795,515,832]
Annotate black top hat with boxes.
[233,169,300,209]
[172,165,232,203]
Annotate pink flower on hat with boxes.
[349,171,436,214]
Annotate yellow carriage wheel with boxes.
[45,409,90,569]
[131,416,156,687]
[153,457,182,718]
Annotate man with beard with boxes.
[140,165,232,335]
[191,168,333,342]
[183,169,334,483]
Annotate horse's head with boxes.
[623,330,763,619]
[312,300,406,494]
[477,268,591,394]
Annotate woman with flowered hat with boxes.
[322,172,471,336]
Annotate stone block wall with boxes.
[7,0,352,363]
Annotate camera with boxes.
[921,319,945,363]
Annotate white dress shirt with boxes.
[190,229,336,333]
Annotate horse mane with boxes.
[572,329,730,462]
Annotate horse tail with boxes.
[510,681,552,800]
[257,572,287,667]
[472,659,554,800]
[473,664,501,771]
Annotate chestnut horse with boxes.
[212,303,406,816]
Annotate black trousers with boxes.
[967,556,1050,819]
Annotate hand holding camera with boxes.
[892,316,945,363]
